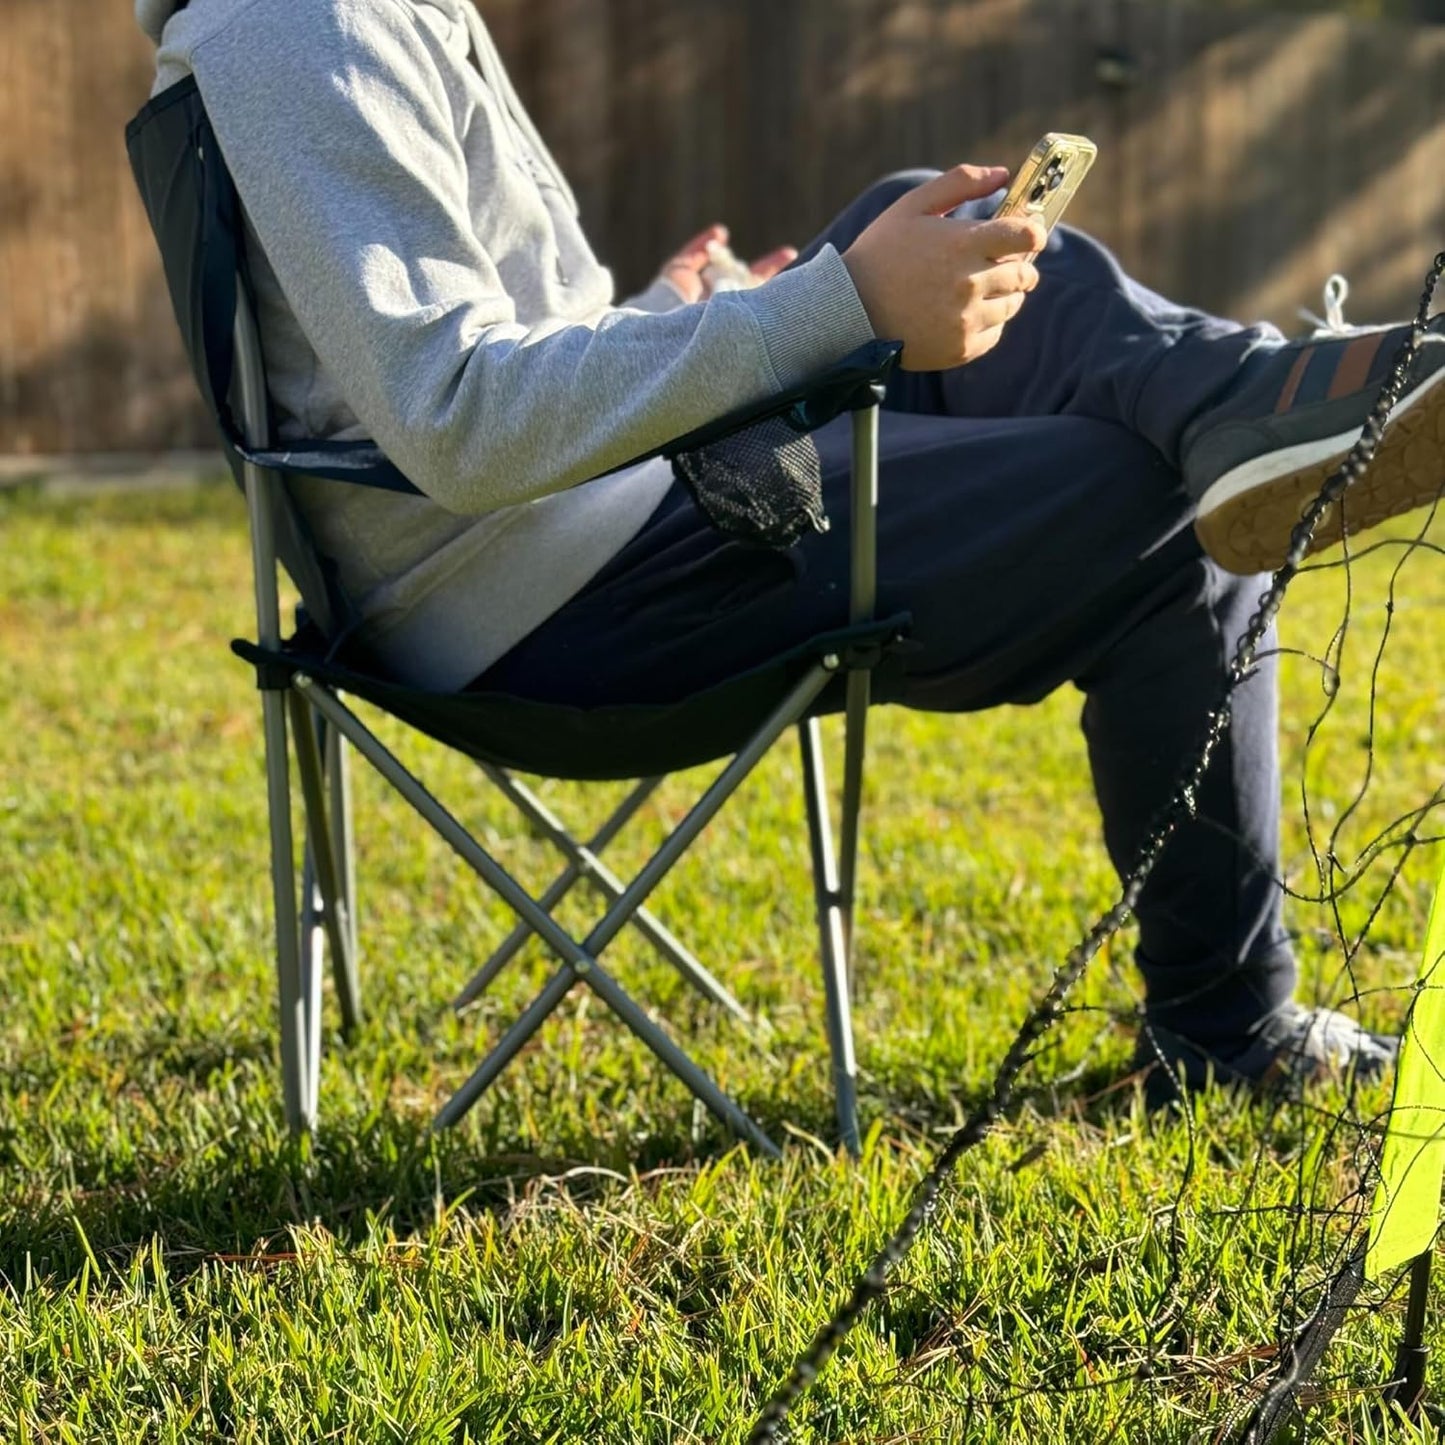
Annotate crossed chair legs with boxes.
[263,662,867,1157]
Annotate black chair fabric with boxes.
[233,614,907,782]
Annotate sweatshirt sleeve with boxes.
[185,0,876,515]
[620,276,690,315]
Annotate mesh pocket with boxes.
[672,415,828,549]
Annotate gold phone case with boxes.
[995,133,1098,236]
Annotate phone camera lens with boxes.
[1029,181,1048,205]
[1047,170,1065,191]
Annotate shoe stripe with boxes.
[1293,345,1347,408]
[1326,331,1388,400]
[1273,349,1313,413]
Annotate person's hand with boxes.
[660,224,798,303]
[841,165,1046,371]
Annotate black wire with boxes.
[747,252,1445,1445]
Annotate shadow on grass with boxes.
[1,1072,848,1288]
[1,1113,674,1287]
[2,1014,1136,1290]
[862,1043,1148,1142]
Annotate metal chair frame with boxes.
[232,287,883,1158]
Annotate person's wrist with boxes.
[840,245,887,340]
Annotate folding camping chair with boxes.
[125,78,907,1158]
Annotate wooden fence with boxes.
[2,0,1442,455]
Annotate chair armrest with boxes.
[656,339,902,463]
[235,340,903,498]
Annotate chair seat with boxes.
[233,613,909,782]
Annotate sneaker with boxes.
[1135,1002,1398,1107]
[1183,293,1445,576]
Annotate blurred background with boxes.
[1,0,1442,459]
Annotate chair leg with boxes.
[466,767,748,1021]
[438,956,782,1159]
[837,669,871,979]
[578,961,780,1158]
[842,400,880,985]
[260,687,311,1133]
[434,965,580,1129]
[289,694,361,1039]
[453,776,661,1009]
[325,719,362,1023]
[299,848,325,1121]
[799,717,861,1156]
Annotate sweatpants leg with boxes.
[796,171,1286,463]
[481,411,1295,1043]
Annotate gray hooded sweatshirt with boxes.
[135,0,876,688]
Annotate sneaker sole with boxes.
[1194,360,1445,575]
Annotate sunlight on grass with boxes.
[3,479,1444,1440]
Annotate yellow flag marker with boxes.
[1368,846,1445,1280]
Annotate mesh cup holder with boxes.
[673,414,828,550]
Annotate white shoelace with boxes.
[1297,273,1443,348]
[1297,272,1354,336]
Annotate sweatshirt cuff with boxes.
[735,243,878,390]
[621,275,690,315]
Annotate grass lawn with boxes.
[4,476,1445,1442]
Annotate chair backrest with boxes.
[125,77,423,642]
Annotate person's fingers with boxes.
[968,214,1049,260]
[896,163,1009,218]
[749,245,798,281]
[976,259,1039,299]
[967,323,1008,361]
[969,292,1028,333]
[671,223,729,268]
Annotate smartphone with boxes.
[994,133,1098,239]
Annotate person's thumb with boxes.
[896,164,1010,218]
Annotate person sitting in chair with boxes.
[136,0,1445,1094]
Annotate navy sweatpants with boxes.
[479,174,1296,1046]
